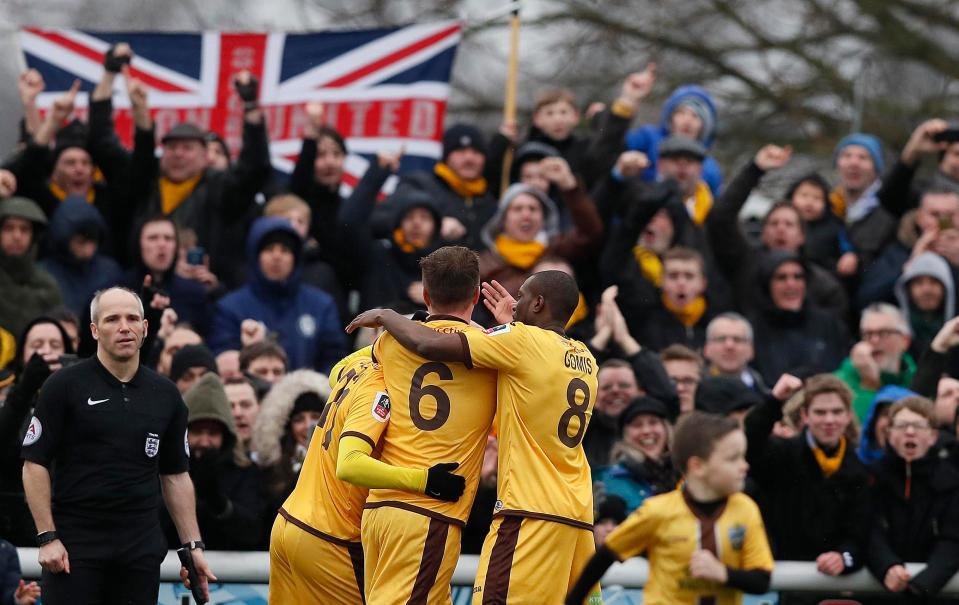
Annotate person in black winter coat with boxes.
[705,145,849,319]
[866,396,959,602]
[0,316,73,546]
[371,124,497,251]
[748,252,850,384]
[785,173,858,277]
[288,102,382,305]
[163,373,265,550]
[120,216,212,334]
[89,51,272,289]
[38,196,121,316]
[744,374,869,578]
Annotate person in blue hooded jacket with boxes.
[208,217,346,374]
[857,384,916,464]
[624,84,723,195]
[38,196,121,316]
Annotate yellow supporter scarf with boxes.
[565,293,589,330]
[686,181,713,226]
[495,235,546,270]
[393,228,428,253]
[159,174,202,215]
[49,182,95,204]
[632,246,663,287]
[829,187,846,219]
[660,293,707,328]
[811,435,846,478]
[0,326,15,371]
[434,162,487,198]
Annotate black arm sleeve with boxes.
[911,348,947,398]
[705,161,763,306]
[627,349,680,422]
[876,159,919,219]
[565,545,618,605]
[725,568,771,594]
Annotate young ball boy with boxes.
[565,412,773,605]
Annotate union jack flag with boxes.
[19,23,462,193]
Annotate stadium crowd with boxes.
[3,42,959,603]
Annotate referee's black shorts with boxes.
[41,515,167,605]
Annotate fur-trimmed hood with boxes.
[250,368,331,467]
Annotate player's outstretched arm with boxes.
[565,546,617,605]
[336,436,465,501]
[346,309,466,363]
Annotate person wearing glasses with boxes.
[702,312,768,393]
[835,303,917,422]
[865,396,959,600]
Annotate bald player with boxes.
[348,270,601,605]
[269,352,465,604]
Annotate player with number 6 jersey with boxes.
[347,247,497,605]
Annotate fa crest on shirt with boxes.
[144,433,160,458]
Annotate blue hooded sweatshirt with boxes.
[857,384,916,464]
[624,85,723,195]
[38,196,122,315]
[208,217,346,374]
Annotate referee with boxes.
[21,287,216,604]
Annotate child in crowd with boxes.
[785,173,859,277]
[566,412,773,605]
[866,396,959,601]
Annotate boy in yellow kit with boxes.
[269,353,465,605]
[565,412,774,605]
[349,269,601,605]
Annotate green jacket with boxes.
[834,353,917,422]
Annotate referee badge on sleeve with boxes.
[371,391,391,422]
[22,416,42,445]
[144,433,160,458]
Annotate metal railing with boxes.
[15,548,959,594]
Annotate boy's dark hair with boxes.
[671,411,740,473]
[662,246,705,274]
[533,87,578,113]
[888,395,935,426]
[784,173,831,212]
[315,126,347,155]
[660,343,704,369]
[239,340,289,372]
[419,246,480,308]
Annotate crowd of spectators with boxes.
[2,43,959,600]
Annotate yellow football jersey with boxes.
[462,322,598,527]
[367,317,498,524]
[604,489,774,605]
[280,357,391,541]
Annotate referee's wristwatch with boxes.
[182,540,205,551]
[36,531,59,546]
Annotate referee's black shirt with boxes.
[21,356,189,521]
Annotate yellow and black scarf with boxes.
[434,162,487,198]
[661,293,707,328]
[159,174,202,215]
[495,235,546,270]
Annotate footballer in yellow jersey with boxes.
[344,246,498,605]
[270,355,456,605]
[348,269,601,605]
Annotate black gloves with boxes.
[17,353,54,401]
[103,44,132,73]
[234,74,259,104]
[425,462,465,502]
[191,449,229,515]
